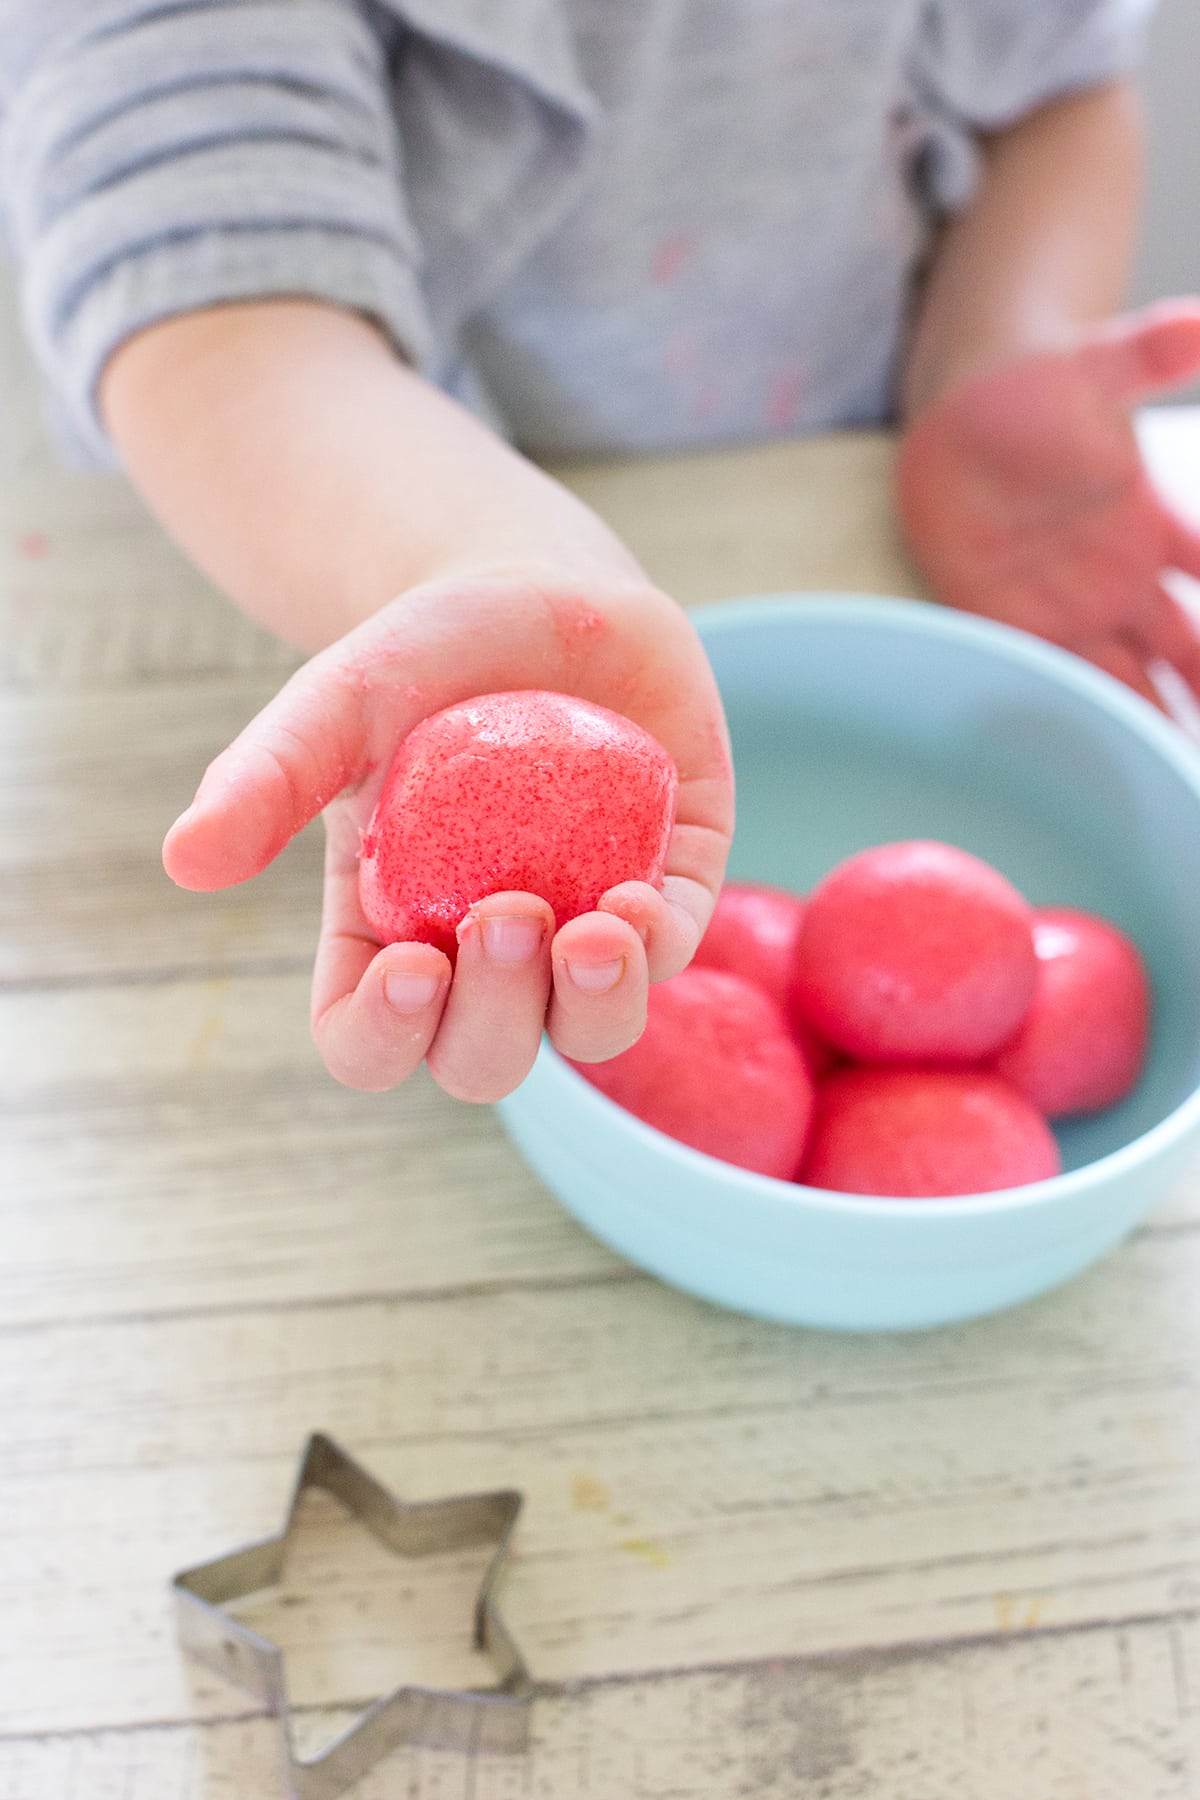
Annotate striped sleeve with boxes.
[907,0,1156,210]
[0,0,431,461]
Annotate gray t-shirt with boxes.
[0,0,1154,462]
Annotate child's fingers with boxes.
[1141,586,1200,699]
[313,941,451,1091]
[1082,300,1200,407]
[1146,657,1200,746]
[424,893,556,1104]
[310,805,451,1089]
[311,806,387,1024]
[1163,508,1200,584]
[596,786,732,982]
[547,912,649,1063]
[597,879,703,982]
[1076,632,1163,709]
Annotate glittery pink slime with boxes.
[692,881,837,1076]
[993,908,1151,1116]
[573,967,815,1179]
[359,690,678,957]
[802,1068,1061,1198]
[794,841,1037,1063]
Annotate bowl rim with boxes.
[532,591,1200,1221]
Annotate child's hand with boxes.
[162,571,733,1102]
[895,302,1200,705]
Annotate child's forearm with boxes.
[99,299,640,652]
[900,81,1143,417]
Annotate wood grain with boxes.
[4,1229,1200,1736]
[554,433,928,609]
[2,1619,1197,1798]
[4,267,1200,1799]
[3,965,1195,1328]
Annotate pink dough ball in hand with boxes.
[359,690,678,958]
[692,880,836,1075]
[993,908,1152,1117]
[572,966,815,1179]
[793,840,1037,1063]
[802,1067,1061,1198]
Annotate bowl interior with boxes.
[699,598,1200,1176]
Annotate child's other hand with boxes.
[162,573,733,1102]
[895,301,1200,705]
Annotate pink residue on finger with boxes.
[570,608,604,639]
[545,595,610,664]
[652,233,695,286]
[17,531,48,559]
[706,717,733,779]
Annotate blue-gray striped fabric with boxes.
[0,0,1154,462]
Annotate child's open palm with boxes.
[162,574,733,1102]
[896,302,1200,705]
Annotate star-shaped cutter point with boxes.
[172,1433,532,1800]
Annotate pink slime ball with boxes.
[993,908,1151,1116]
[802,1067,1061,1198]
[573,966,815,1180]
[359,690,677,959]
[793,840,1037,1063]
[692,880,837,1075]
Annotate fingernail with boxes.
[169,802,197,834]
[481,916,546,965]
[384,969,442,1013]
[565,957,625,994]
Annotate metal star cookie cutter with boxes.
[172,1433,532,1800]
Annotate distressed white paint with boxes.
[3,272,1200,1798]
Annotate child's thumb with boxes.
[1080,299,1200,406]
[163,667,364,891]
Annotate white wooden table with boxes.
[4,274,1200,1798]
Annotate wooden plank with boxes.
[3,1231,1200,1734]
[3,965,1196,1327]
[0,477,298,693]
[5,1229,1200,1479]
[0,1019,619,1328]
[555,432,928,611]
[0,682,318,983]
[1,1616,1197,1797]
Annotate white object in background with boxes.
[1137,404,1200,520]
[1137,404,1200,605]
[1137,407,1200,742]
[1147,657,1200,747]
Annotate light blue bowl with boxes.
[497,596,1200,1330]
